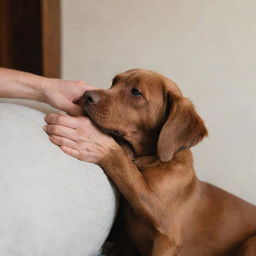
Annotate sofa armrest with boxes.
[0,101,118,256]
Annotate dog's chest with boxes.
[124,204,155,255]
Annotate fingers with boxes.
[60,146,79,159]
[44,112,116,163]
[58,96,83,115]
[49,135,77,149]
[71,80,99,91]
[44,124,78,141]
[45,113,79,128]
[64,102,82,116]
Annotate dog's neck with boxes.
[114,137,136,160]
[122,132,158,159]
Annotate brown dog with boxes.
[83,69,256,256]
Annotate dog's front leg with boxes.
[100,149,163,228]
[151,234,181,256]
[234,235,256,256]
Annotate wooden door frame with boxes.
[41,0,61,78]
[0,0,61,78]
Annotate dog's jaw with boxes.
[83,108,123,137]
[83,108,136,159]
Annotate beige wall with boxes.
[62,0,256,204]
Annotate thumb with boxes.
[62,101,83,116]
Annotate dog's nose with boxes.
[84,91,100,105]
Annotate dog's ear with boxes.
[157,93,208,162]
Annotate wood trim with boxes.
[0,0,42,74]
[41,0,61,78]
[0,0,11,67]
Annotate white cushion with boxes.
[0,100,117,256]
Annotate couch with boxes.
[0,99,118,256]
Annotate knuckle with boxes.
[52,126,59,133]
[54,136,61,143]
[50,113,57,119]
[55,115,62,123]
[45,114,52,123]
[60,137,65,143]
[47,125,52,132]
[50,135,56,141]
[50,135,59,144]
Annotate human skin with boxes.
[0,68,96,115]
[44,114,118,164]
[0,67,109,160]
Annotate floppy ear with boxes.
[157,94,208,162]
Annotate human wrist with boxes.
[37,77,55,103]
[12,69,49,102]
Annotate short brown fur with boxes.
[84,69,256,256]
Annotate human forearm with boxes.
[0,68,47,101]
[0,68,94,115]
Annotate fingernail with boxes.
[43,125,47,131]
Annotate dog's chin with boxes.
[83,108,135,156]
[83,109,123,137]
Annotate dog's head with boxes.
[83,69,207,162]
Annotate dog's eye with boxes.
[131,88,142,96]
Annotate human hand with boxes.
[0,68,96,114]
[44,113,121,164]
[43,78,97,116]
